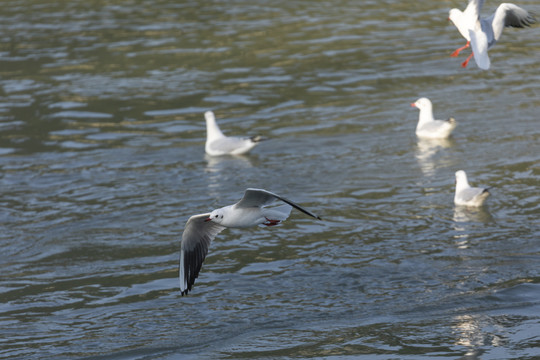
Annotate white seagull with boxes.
[448,0,536,70]
[411,98,457,139]
[454,170,490,206]
[179,188,322,295]
[205,111,265,156]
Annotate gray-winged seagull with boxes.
[205,111,265,156]
[454,170,490,206]
[448,0,536,69]
[179,188,321,295]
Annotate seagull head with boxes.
[411,97,431,111]
[205,209,225,223]
[204,110,215,122]
[448,9,460,24]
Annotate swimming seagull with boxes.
[205,111,265,156]
[179,188,322,295]
[454,170,490,206]
[411,98,457,139]
[448,0,537,70]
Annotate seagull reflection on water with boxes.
[453,205,493,223]
[205,153,253,171]
[415,137,454,176]
[204,154,254,194]
[452,206,493,249]
[452,314,505,360]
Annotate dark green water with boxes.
[1,0,539,359]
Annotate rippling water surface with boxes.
[1,0,539,359]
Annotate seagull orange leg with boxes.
[451,41,470,57]
[263,217,281,226]
[461,52,474,68]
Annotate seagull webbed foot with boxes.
[461,52,474,68]
[451,41,470,57]
[263,217,281,226]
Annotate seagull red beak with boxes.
[410,103,416,108]
[204,217,212,222]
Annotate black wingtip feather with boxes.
[181,233,211,296]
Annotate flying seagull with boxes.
[205,111,265,156]
[411,97,457,139]
[448,0,536,69]
[454,170,490,206]
[179,188,322,295]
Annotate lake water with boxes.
[1,0,539,359]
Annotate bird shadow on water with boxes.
[415,137,455,177]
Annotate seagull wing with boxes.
[490,3,536,42]
[452,0,483,42]
[418,119,453,133]
[235,188,322,220]
[464,0,485,20]
[207,136,253,154]
[179,213,226,295]
[469,28,491,69]
[458,187,488,203]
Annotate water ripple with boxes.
[1,0,539,358]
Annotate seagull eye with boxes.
[215,215,218,218]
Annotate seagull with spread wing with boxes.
[179,188,322,295]
[448,0,536,69]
